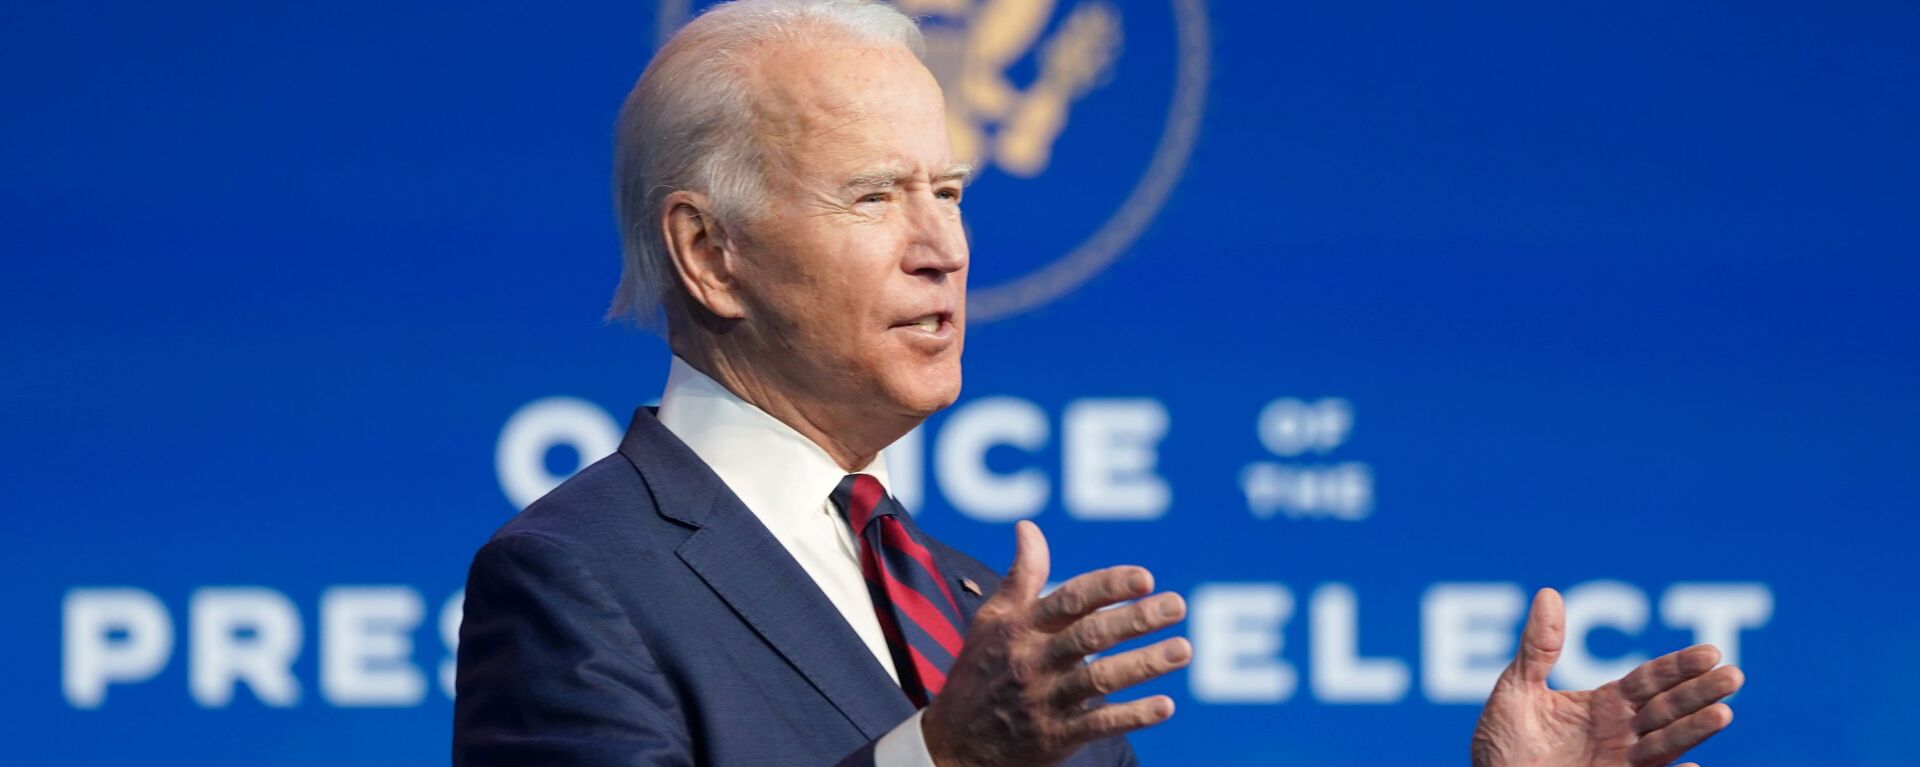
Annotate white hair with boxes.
[607,0,926,329]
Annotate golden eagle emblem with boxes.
[902,0,1123,177]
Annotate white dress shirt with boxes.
[656,356,935,767]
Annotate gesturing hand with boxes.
[1472,588,1746,767]
[923,521,1190,767]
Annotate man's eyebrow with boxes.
[935,162,975,185]
[842,168,906,192]
[841,163,976,192]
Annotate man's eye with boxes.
[936,188,962,203]
[859,193,888,204]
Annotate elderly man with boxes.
[453,1,1745,765]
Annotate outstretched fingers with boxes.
[1032,565,1155,633]
[1063,695,1176,743]
[1633,664,1744,735]
[1048,591,1186,662]
[1618,644,1722,705]
[935,523,1192,765]
[1049,636,1191,708]
[1630,702,1733,767]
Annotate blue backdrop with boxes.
[4,1,1916,764]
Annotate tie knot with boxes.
[830,473,893,533]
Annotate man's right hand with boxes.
[922,521,1190,767]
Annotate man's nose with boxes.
[902,195,967,276]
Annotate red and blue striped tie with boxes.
[830,473,967,708]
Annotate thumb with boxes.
[1001,520,1051,601]
[1511,587,1564,687]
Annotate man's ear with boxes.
[661,190,747,320]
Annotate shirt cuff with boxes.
[873,709,937,767]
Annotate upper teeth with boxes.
[912,316,939,331]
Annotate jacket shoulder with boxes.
[487,450,673,553]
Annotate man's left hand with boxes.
[1471,588,1746,767]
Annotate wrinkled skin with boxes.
[924,522,1190,766]
[1472,589,1745,767]
[660,41,969,471]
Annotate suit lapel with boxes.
[618,408,917,741]
[944,564,992,625]
[896,512,993,631]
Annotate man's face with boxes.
[726,42,969,421]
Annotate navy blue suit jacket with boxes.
[454,408,1138,766]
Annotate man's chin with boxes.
[886,370,961,420]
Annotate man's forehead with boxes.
[745,40,938,116]
[770,116,956,184]
[740,41,954,181]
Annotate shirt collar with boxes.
[655,356,892,537]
